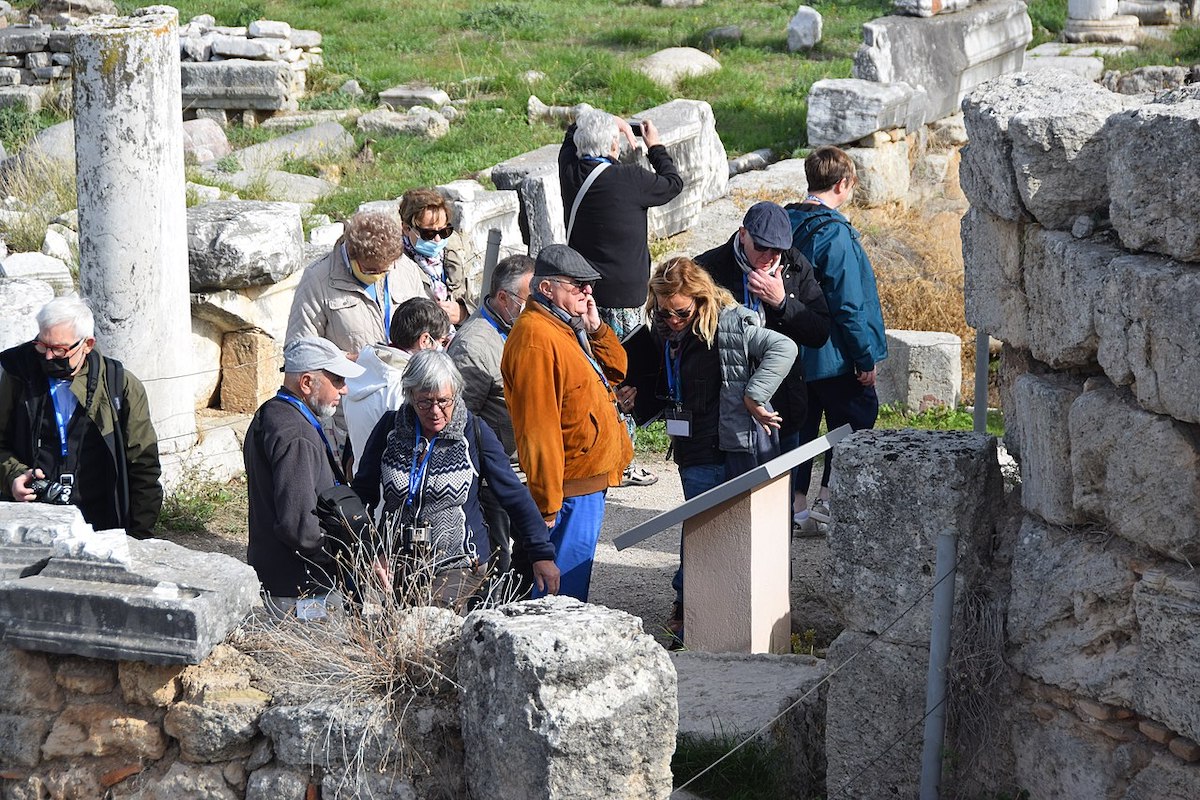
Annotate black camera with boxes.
[30,473,74,505]
[629,120,643,138]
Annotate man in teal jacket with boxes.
[786,146,887,534]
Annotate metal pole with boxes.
[919,530,957,800]
[481,228,503,297]
[973,329,989,433]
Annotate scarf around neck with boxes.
[403,237,449,302]
[532,291,594,359]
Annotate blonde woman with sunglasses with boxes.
[643,256,797,647]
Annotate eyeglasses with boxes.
[413,223,455,241]
[32,337,84,358]
[654,303,695,320]
[414,397,455,412]
[548,277,594,293]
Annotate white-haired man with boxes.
[0,296,162,536]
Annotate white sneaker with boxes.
[810,499,831,524]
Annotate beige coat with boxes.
[286,242,425,354]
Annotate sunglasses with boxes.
[549,277,595,292]
[654,303,695,320]
[413,224,455,241]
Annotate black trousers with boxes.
[794,372,879,493]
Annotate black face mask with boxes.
[40,355,76,380]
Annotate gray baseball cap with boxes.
[534,244,602,281]
[282,337,365,378]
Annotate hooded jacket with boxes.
[342,343,410,463]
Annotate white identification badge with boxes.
[665,409,692,438]
[295,597,328,621]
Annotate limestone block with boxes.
[1024,228,1123,367]
[635,99,728,237]
[182,118,231,165]
[0,26,49,54]
[187,181,225,204]
[259,699,407,769]
[248,19,290,39]
[1007,516,1139,705]
[1132,569,1200,742]
[1011,372,1087,525]
[727,157,810,198]
[826,430,1002,643]
[192,265,303,344]
[164,688,271,762]
[1116,0,1181,24]
[825,632,926,799]
[1024,54,1105,81]
[895,0,974,15]
[259,108,360,132]
[180,32,214,62]
[216,169,336,203]
[187,200,305,291]
[0,277,54,351]
[55,656,117,694]
[246,768,311,800]
[518,171,565,255]
[787,6,822,51]
[853,0,1032,122]
[459,597,676,800]
[220,329,282,414]
[436,180,520,289]
[0,67,18,85]
[133,762,238,800]
[118,661,184,707]
[960,82,1027,220]
[673,652,827,796]
[321,771,417,800]
[1095,253,1200,424]
[41,704,166,759]
[290,29,322,49]
[0,251,73,295]
[191,316,223,408]
[0,503,94,583]
[1069,380,1200,562]
[1124,754,1200,798]
[357,106,449,139]
[220,121,355,172]
[635,47,720,89]
[0,645,63,714]
[31,65,65,81]
[1106,98,1200,262]
[489,143,558,191]
[379,84,451,110]
[41,223,77,267]
[0,85,40,113]
[961,207,1027,345]
[180,59,299,111]
[211,35,289,60]
[1064,14,1141,43]
[875,329,962,410]
[806,78,928,147]
[23,51,49,70]
[844,138,911,206]
[0,713,51,768]
[1103,64,1191,94]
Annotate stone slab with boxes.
[845,137,911,206]
[518,170,565,255]
[0,251,73,295]
[220,329,282,414]
[1024,54,1105,80]
[187,200,305,291]
[436,180,519,291]
[489,143,559,191]
[379,84,451,110]
[180,59,298,111]
[1012,372,1088,525]
[635,47,720,89]
[1132,569,1200,744]
[961,207,1028,345]
[220,120,355,173]
[875,329,962,410]
[806,78,927,147]
[0,503,93,583]
[633,99,728,238]
[190,267,302,344]
[0,26,49,55]
[895,0,974,15]
[0,276,54,352]
[216,169,336,203]
[853,0,1033,122]
[259,108,360,132]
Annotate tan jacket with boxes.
[286,242,425,354]
[501,301,633,522]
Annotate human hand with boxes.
[743,397,782,433]
[746,266,786,307]
[857,368,876,388]
[532,559,561,595]
[615,117,639,150]
[439,298,464,325]
[371,555,393,592]
[11,468,43,502]
[583,295,601,334]
[615,384,637,414]
[640,118,661,148]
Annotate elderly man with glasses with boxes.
[0,296,162,537]
[501,244,633,601]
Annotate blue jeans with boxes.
[534,490,607,602]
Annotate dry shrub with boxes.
[0,151,77,255]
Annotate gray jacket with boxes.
[716,305,798,453]
[446,299,515,457]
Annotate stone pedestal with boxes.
[1063,14,1141,42]
[1068,0,1119,18]
[683,472,792,654]
[73,10,196,452]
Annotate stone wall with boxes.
[959,69,1200,797]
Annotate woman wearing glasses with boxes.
[398,188,477,327]
[352,350,559,609]
[644,257,797,645]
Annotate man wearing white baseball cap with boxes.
[244,336,365,619]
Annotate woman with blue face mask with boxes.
[398,188,477,327]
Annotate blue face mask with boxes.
[413,237,448,259]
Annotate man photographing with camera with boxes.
[0,296,162,537]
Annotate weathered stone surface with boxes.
[1095,253,1200,425]
[518,171,565,255]
[247,19,290,39]
[876,330,962,410]
[635,47,720,89]
[216,169,336,203]
[673,651,826,796]
[1064,14,1141,44]
[727,156,810,197]
[259,699,407,769]
[0,251,73,295]
[0,713,51,768]
[1026,52,1104,78]
[379,84,450,110]
[259,108,360,132]
[1118,0,1182,23]
[854,0,1032,122]
[0,85,40,113]
[1069,379,1200,562]
[357,106,449,139]
[41,704,166,759]
[1133,568,1200,742]
[191,316,223,408]
[290,29,321,49]
[321,770,417,800]
[191,267,303,344]
[41,223,76,268]
[130,762,238,800]
[182,117,231,164]
[435,180,517,287]
[490,143,559,191]
[635,99,728,237]
[787,6,822,51]
[845,138,911,206]
[961,208,1028,345]
[164,689,270,762]
[219,329,282,414]
[216,121,354,173]
[1012,372,1087,525]
[119,660,184,707]
[180,59,298,111]
[1124,753,1200,798]
[55,656,117,695]
[245,767,310,800]
[895,0,974,15]
[187,200,304,291]
[459,597,676,800]
[1102,64,1190,94]
[1106,97,1200,262]
[211,35,289,60]
[1024,227,1124,367]
[827,430,1003,643]
[0,277,54,351]
[825,632,926,799]
[0,26,49,54]
[806,79,927,147]
[1008,515,1139,705]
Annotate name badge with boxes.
[295,597,328,621]
[665,409,692,438]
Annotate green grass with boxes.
[635,420,670,454]
[876,403,1005,439]
[156,478,237,533]
[672,732,791,800]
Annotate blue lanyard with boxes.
[742,273,762,315]
[406,425,438,510]
[381,274,392,333]
[663,342,683,405]
[273,391,340,483]
[580,155,615,165]
[50,379,71,457]
[479,304,507,342]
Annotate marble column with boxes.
[73,8,196,451]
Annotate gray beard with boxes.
[305,395,337,420]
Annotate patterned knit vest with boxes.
[379,403,478,570]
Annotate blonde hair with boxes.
[645,257,735,348]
